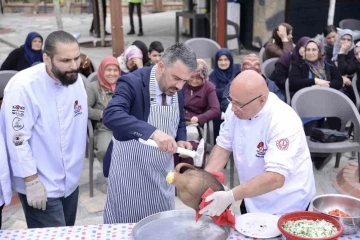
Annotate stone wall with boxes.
[252,0,286,48]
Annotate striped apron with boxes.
[103,66,180,224]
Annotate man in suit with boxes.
[102,43,198,223]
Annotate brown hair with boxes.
[79,53,95,77]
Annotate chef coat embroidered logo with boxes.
[12,117,24,131]
[256,141,267,158]
[276,138,289,151]
[74,100,82,117]
[12,105,25,117]
[12,132,24,146]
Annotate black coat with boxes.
[288,59,343,94]
[1,47,34,71]
[337,49,357,77]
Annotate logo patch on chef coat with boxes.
[276,138,289,151]
[255,141,267,158]
[12,105,25,117]
[74,100,82,117]
[12,117,24,131]
[12,132,24,146]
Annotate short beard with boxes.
[51,59,79,86]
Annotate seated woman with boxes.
[355,42,360,91]
[1,32,43,71]
[321,25,338,64]
[132,40,150,67]
[117,45,143,75]
[86,56,120,167]
[174,59,220,168]
[270,36,310,93]
[209,48,240,142]
[289,38,343,94]
[263,23,294,60]
[332,29,357,102]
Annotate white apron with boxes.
[103,67,180,223]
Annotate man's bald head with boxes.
[241,53,261,73]
[229,70,269,119]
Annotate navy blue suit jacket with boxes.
[102,66,187,177]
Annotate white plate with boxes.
[235,213,281,239]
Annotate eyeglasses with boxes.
[227,95,262,110]
[305,48,319,53]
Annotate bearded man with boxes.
[1,30,87,228]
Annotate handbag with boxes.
[310,128,348,143]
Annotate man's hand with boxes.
[199,190,235,216]
[177,141,193,158]
[152,129,178,154]
[25,177,47,210]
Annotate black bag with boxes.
[310,128,348,143]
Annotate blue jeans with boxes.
[18,187,79,228]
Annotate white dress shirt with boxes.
[217,92,316,214]
[1,63,88,198]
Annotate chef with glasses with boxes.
[200,69,316,216]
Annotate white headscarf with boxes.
[332,29,355,62]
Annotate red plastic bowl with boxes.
[277,211,343,240]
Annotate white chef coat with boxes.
[0,120,12,207]
[1,63,88,198]
[217,92,316,214]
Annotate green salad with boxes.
[283,219,338,238]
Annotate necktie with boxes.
[161,93,168,106]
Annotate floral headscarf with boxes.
[304,39,327,80]
[117,45,143,73]
[191,59,209,84]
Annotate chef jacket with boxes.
[0,120,12,207]
[217,92,316,214]
[1,63,88,198]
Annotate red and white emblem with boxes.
[276,138,289,151]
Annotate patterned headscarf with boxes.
[304,39,327,80]
[332,29,355,62]
[191,59,209,84]
[117,45,143,73]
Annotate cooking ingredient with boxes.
[166,163,224,210]
[282,219,337,238]
[328,209,351,217]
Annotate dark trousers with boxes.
[0,204,3,229]
[90,0,107,32]
[129,2,143,32]
[18,187,79,228]
[240,200,310,214]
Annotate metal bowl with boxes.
[311,194,360,235]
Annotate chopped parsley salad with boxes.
[282,219,338,238]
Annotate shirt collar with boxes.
[249,92,274,120]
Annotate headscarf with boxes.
[304,39,327,80]
[278,36,310,68]
[117,45,143,73]
[97,56,120,93]
[240,53,261,73]
[270,23,293,49]
[22,32,43,66]
[209,48,237,84]
[132,40,150,66]
[332,29,355,62]
[191,59,209,84]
